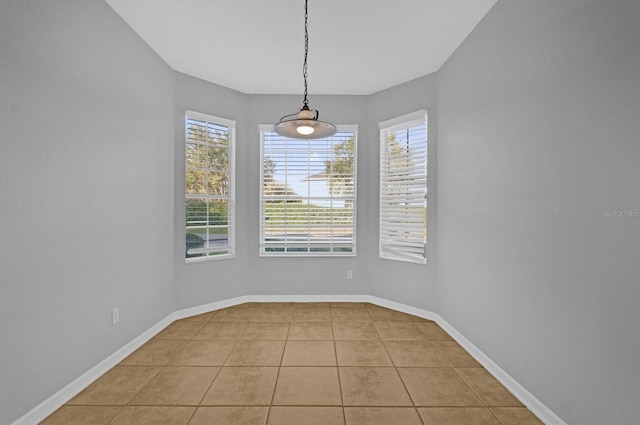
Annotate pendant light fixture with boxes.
[274,0,337,139]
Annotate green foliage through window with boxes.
[185,112,235,260]
[260,129,357,256]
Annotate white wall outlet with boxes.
[347,270,353,280]
[112,307,119,325]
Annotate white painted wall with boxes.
[436,1,640,424]
[0,2,176,423]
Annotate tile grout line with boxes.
[371,305,427,425]
[46,302,531,425]
[195,308,241,409]
[429,340,456,369]
[103,406,125,425]
[174,315,209,425]
[264,307,291,425]
[488,407,509,425]
[453,366,490,409]
[330,312,347,425]
[100,315,213,423]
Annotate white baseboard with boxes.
[173,295,251,319]
[172,294,372,320]
[13,295,565,425]
[11,314,178,425]
[364,296,566,425]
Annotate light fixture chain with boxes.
[274,0,335,139]
[303,0,309,107]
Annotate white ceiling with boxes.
[105,0,497,95]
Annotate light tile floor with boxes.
[41,302,544,425]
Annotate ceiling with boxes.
[105,0,497,95]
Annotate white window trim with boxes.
[185,110,236,263]
[379,110,427,264]
[258,124,358,257]
[379,110,427,133]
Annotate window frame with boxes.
[184,110,236,263]
[379,110,428,264]
[258,124,358,257]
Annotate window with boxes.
[259,125,357,256]
[185,111,235,261]
[379,111,427,264]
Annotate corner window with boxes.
[259,125,357,256]
[379,111,427,264]
[185,111,235,262]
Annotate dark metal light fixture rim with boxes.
[274,118,337,139]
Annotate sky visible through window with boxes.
[263,131,355,208]
[260,130,356,255]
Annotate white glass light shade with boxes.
[274,119,337,139]
[297,125,315,135]
[274,107,337,139]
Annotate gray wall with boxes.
[173,83,438,311]
[436,1,640,424]
[0,1,176,423]
[0,2,439,418]
[173,73,251,308]
[368,74,438,311]
[244,94,373,298]
[6,0,636,423]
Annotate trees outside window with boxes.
[259,126,357,256]
[185,111,235,261]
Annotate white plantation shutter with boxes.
[185,111,235,261]
[379,111,427,264]
[260,125,357,256]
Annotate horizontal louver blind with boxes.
[260,128,357,256]
[379,112,427,264]
[185,111,235,261]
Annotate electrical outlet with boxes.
[347,270,353,280]
[112,307,119,325]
